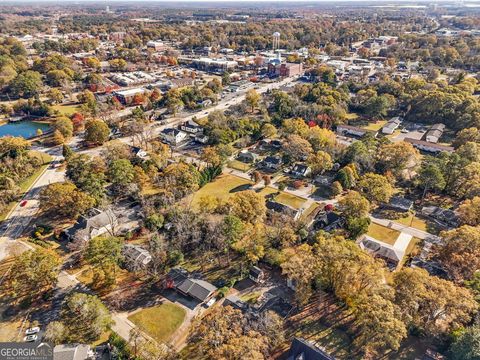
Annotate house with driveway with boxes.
[166,268,217,305]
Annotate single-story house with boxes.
[54,344,93,360]
[180,120,203,134]
[287,337,336,360]
[249,266,266,283]
[383,196,414,212]
[237,150,258,164]
[358,234,411,270]
[223,294,248,312]
[122,244,152,271]
[336,124,376,138]
[262,155,282,170]
[404,138,454,153]
[166,268,217,304]
[266,200,302,221]
[291,163,311,177]
[161,128,188,145]
[425,123,445,143]
[195,133,209,144]
[259,139,283,150]
[381,117,402,135]
[421,206,459,227]
[63,208,117,243]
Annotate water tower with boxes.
[272,32,280,51]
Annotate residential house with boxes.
[266,200,302,221]
[54,344,93,360]
[195,133,209,144]
[358,234,411,270]
[63,208,117,243]
[166,268,217,304]
[180,120,203,134]
[336,124,375,138]
[421,206,459,227]
[131,146,148,160]
[383,196,414,212]
[291,163,311,177]
[425,124,445,143]
[249,266,266,283]
[381,117,402,135]
[161,128,188,145]
[262,155,283,170]
[237,150,258,164]
[259,139,283,151]
[313,211,345,231]
[122,244,152,271]
[223,294,248,312]
[287,337,336,360]
[404,138,454,153]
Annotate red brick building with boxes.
[268,62,303,77]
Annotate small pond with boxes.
[0,121,50,139]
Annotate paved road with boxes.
[0,146,65,260]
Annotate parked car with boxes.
[25,327,40,335]
[401,128,408,133]
[20,200,28,207]
[24,334,37,342]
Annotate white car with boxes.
[25,327,40,335]
[24,334,38,342]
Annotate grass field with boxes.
[363,120,387,131]
[128,303,186,344]
[394,214,428,232]
[367,223,401,245]
[191,174,308,210]
[227,159,251,172]
[52,104,80,116]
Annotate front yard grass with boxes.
[394,214,428,232]
[128,303,186,344]
[367,223,401,246]
[227,159,251,172]
[191,174,308,210]
[362,120,387,131]
[191,174,252,207]
[52,104,80,116]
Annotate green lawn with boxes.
[128,303,186,344]
[367,223,401,246]
[52,104,80,116]
[363,120,387,131]
[394,214,428,232]
[191,174,308,210]
[272,191,307,209]
[227,159,251,172]
[191,174,252,207]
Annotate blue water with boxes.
[0,121,50,139]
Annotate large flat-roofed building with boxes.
[192,57,238,72]
[268,62,303,77]
[113,88,146,104]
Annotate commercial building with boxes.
[192,57,238,72]
[268,62,303,77]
